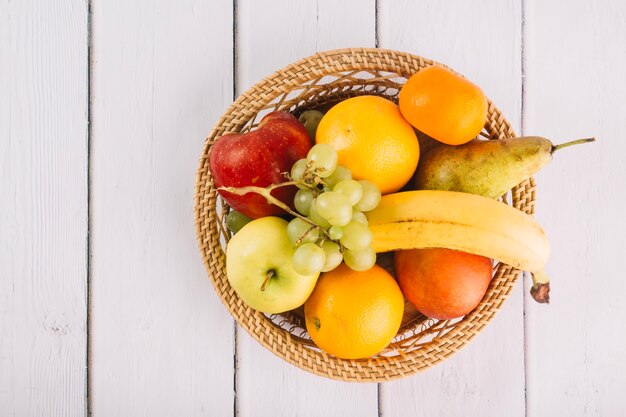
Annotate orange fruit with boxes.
[304,263,404,359]
[399,65,488,146]
[315,95,419,195]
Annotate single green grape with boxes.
[294,188,314,216]
[292,243,325,276]
[290,158,307,181]
[333,179,363,206]
[308,198,332,229]
[315,191,352,227]
[354,180,382,212]
[298,110,324,140]
[344,246,376,271]
[287,217,319,246]
[328,225,343,240]
[320,240,343,272]
[339,220,373,250]
[324,165,352,189]
[306,143,337,178]
[351,209,368,225]
[226,210,252,234]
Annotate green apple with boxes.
[226,216,320,314]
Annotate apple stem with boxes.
[260,269,275,292]
[218,184,333,240]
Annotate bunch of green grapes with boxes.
[287,143,381,276]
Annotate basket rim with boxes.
[194,47,534,382]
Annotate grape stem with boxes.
[218,182,332,240]
[295,224,319,246]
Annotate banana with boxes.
[366,190,550,272]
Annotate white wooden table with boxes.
[2,1,626,415]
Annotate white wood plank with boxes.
[378,1,526,415]
[524,0,626,415]
[238,0,377,91]
[89,1,235,415]
[235,1,379,416]
[0,1,88,416]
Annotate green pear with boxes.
[415,136,595,199]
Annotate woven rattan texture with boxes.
[194,48,535,382]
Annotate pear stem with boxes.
[551,137,596,153]
[260,269,275,292]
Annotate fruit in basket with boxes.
[210,111,312,219]
[324,165,352,189]
[292,242,326,276]
[304,263,404,359]
[343,246,376,271]
[399,65,487,146]
[395,248,492,320]
[304,143,338,178]
[221,143,382,276]
[286,217,320,245]
[415,136,597,198]
[353,180,381,211]
[298,109,325,140]
[320,240,343,272]
[414,136,595,303]
[366,190,550,272]
[195,48,600,379]
[291,146,380,270]
[226,210,252,234]
[315,95,419,194]
[226,216,319,314]
[315,191,352,226]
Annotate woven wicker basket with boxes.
[195,48,536,382]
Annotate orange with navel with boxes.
[304,263,404,359]
[315,95,419,195]
[399,65,488,146]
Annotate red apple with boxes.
[209,111,312,219]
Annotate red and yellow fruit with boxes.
[395,248,492,320]
[210,111,312,219]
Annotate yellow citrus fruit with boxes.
[399,65,488,146]
[315,95,419,195]
[304,263,404,359]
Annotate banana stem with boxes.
[530,269,550,304]
[551,137,595,153]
